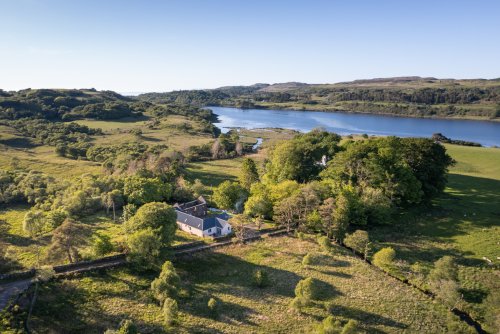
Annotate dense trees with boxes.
[0,89,138,121]
[124,202,177,267]
[123,176,172,206]
[212,181,246,211]
[137,79,500,119]
[124,202,177,246]
[266,129,341,183]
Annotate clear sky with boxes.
[1,0,499,92]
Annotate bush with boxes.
[151,261,181,303]
[314,316,359,334]
[317,236,331,252]
[428,256,458,282]
[315,316,343,334]
[302,253,315,266]
[92,234,114,257]
[341,319,360,334]
[163,297,178,326]
[372,247,396,272]
[324,301,336,314]
[343,230,369,255]
[296,231,306,240]
[434,279,462,310]
[290,296,306,312]
[295,277,319,301]
[117,320,137,334]
[207,297,218,317]
[253,269,269,288]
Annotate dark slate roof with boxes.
[175,209,230,231]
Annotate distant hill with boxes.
[257,82,309,92]
[0,88,144,120]
[138,77,500,120]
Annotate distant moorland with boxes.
[139,77,500,120]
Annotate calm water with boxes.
[210,107,500,147]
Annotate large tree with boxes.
[400,138,454,201]
[48,218,87,263]
[212,181,246,211]
[239,158,259,190]
[124,176,172,206]
[124,202,177,247]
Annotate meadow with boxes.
[369,144,500,329]
[29,236,468,334]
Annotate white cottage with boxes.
[174,196,232,237]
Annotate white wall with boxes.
[177,222,203,237]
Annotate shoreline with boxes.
[208,104,500,123]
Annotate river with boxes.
[210,107,500,147]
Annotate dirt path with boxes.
[0,279,32,310]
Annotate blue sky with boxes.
[1,0,499,92]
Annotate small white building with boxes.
[174,196,232,237]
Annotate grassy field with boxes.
[30,236,468,334]
[369,144,500,329]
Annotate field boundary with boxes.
[0,228,290,312]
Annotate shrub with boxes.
[341,319,360,334]
[253,269,269,288]
[296,231,306,240]
[428,256,458,282]
[434,279,462,310]
[302,253,315,266]
[315,316,359,334]
[92,234,114,257]
[343,230,369,255]
[117,320,137,334]
[290,296,306,312]
[315,316,343,334]
[295,277,319,301]
[317,236,331,252]
[151,261,181,303]
[324,301,336,314]
[207,298,218,317]
[163,298,178,326]
[372,247,396,272]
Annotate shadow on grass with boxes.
[368,174,500,263]
[460,288,488,304]
[327,304,407,330]
[176,251,303,299]
[0,137,37,148]
[31,271,168,334]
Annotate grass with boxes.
[0,114,215,179]
[369,144,500,330]
[29,236,466,333]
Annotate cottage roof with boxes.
[175,209,230,231]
